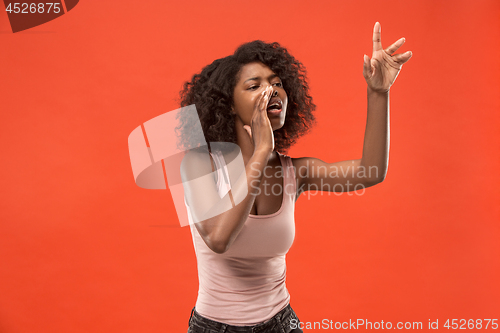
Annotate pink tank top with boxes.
[187,150,297,325]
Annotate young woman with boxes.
[178,22,412,333]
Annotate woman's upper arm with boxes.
[180,150,233,244]
[292,156,380,195]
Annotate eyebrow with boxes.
[244,74,280,84]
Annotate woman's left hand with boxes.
[363,22,412,93]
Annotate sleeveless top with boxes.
[186,150,297,325]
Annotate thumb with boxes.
[243,125,252,139]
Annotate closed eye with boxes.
[247,82,281,90]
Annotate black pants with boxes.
[187,304,303,333]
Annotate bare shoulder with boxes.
[290,155,317,176]
[290,156,329,196]
[180,147,214,182]
[290,156,313,196]
[291,156,310,166]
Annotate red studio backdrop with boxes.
[1,1,499,332]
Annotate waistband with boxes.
[188,303,298,332]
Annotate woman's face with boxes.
[232,62,288,131]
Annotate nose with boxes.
[271,88,278,97]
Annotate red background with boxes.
[1,0,499,332]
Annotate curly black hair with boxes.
[175,40,316,154]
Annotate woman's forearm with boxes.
[197,148,271,253]
[360,86,390,184]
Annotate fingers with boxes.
[362,54,372,79]
[385,37,405,55]
[372,22,382,53]
[251,86,269,119]
[392,51,413,64]
[247,87,273,147]
[258,86,273,114]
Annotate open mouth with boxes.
[266,99,283,115]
